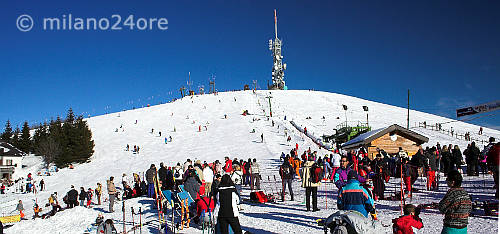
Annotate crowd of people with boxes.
[272,136,499,234]
[136,157,264,234]
[1,124,498,234]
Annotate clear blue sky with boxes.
[1,0,499,130]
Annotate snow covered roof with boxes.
[342,124,429,149]
[0,140,24,157]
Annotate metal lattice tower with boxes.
[268,9,286,90]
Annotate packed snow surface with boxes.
[2,90,498,234]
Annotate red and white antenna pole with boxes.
[274,9,278,39]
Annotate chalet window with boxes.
[6,159,13,166]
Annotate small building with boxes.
[341,124,428,159]
[0,140,24,180]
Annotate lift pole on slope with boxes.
[266,93,273,117]
[407,89,410,129]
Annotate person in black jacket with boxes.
[441,145,452,176]
[370,154,388,200]
[211,174,222,204]
[145,164,157,198]
[279,158,294,201]
[410,149,425,185]
[183,167,201,200]
[464,142,480,176]
[79,187,87,207]
[158,163,168,184]
[216,174,243,234]
[451,145,463,171]
[67,185,78,208]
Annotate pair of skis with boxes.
[153,171,165,232]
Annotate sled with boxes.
[0,214,21,223]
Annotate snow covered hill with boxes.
[3,90,499,234]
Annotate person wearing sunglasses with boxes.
[334,156,366,190]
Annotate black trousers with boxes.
[217,217,242,234]
[373,175,385,199]
[305,187,318,210]
[282,178,294,200]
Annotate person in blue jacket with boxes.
[337,170,375,218]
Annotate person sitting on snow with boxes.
[392,204,423,234]
[337,170,375,218]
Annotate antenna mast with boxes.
[274,9,278,39]
[268,9,286,90]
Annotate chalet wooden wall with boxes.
[367,133,420,159]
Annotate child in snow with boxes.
[392,204,423,234]
[86,188,93,207]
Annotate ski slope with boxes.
[2,90,499,234]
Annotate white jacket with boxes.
[203,167,214,183]
[332,153,341,167]
[231,171,243,185]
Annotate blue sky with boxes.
[1,0,499,130]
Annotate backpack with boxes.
[174,168,181,178]
[281,164,293,178]
[310,163,323,183]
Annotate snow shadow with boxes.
[243,210,322,230]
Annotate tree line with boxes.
[1,108,95,168]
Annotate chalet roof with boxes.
[342,124,429,149]
[0,140,24,157]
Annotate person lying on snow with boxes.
[392,204,423,234]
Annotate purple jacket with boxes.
[334,166,366,189]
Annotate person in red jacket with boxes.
[224,157,233,174]
[392,204,423,234]
[194,196,215,224]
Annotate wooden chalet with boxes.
[341,124,428,159]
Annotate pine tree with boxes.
[50,117,67,167]
[1,120,13,142]
[19,121,32,153]
[72,115,94,164]
[11,126,20,148]
[30,108,94,168]
[33,122,49,156]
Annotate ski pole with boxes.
[131,207,135,234]
[139,207,142,234]
[122,200,126,234]
[400,162,403,215]
[325,182,328,210]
